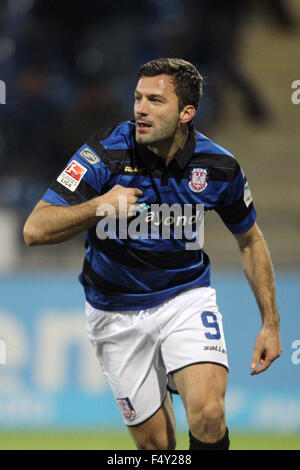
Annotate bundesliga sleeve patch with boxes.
[116,397,136,422]
[57,160,87,192]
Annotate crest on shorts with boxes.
[116,397,136,421]
[188,168,208,193]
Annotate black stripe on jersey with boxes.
[76,179,100,201]
[206,167,237,183]
[82,256,208,295]
[188,154,239,183]
[190,153,238,169]
[144,166,236,183]
[86,125,135,174]
[48,180,83,205]
[82,259,139,294]
[88,148,132,174]
[88,228,201,271]
[132,153,239,183]
[149,167,186,181]
[86,125,119,152]
[216,198,254,224]
[49,179,99,205]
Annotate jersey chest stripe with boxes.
[88,231,201,271]
[82,259,141,294]
[83,258,208,295]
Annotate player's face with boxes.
[134,74,181,146]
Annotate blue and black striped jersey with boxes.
[42,121,256,311]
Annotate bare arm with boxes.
[234,222,282,375]
[23,185,143,246]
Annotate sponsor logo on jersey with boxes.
[116,397,136,421]
[79,147,100,164]
[124,166,139,173]
[57,160,87,192]
[188,168,208,193]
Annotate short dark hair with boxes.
[137,58,203,111]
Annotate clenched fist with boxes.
[94,184,144,219]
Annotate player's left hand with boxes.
[250,325,282,375]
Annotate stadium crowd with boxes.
[0,0,296,214]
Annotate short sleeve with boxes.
[215,163,256,234]
[42,144,110,206]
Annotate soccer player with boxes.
[23,58,281,451]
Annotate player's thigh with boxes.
[127,391,176,450]
[172,363,228,421]
[86,302,173,429]
[161,287,229,385]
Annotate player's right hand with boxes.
[94,184,143,218]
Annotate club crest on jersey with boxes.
[116,397,136,421]
[188,168,208,193]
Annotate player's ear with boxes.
[180,105,196,124]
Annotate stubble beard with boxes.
[135,119,179,147]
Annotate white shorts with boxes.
[85,286,228,426]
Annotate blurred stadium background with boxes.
[0,0,299,450]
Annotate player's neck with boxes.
[147,126,189,166]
